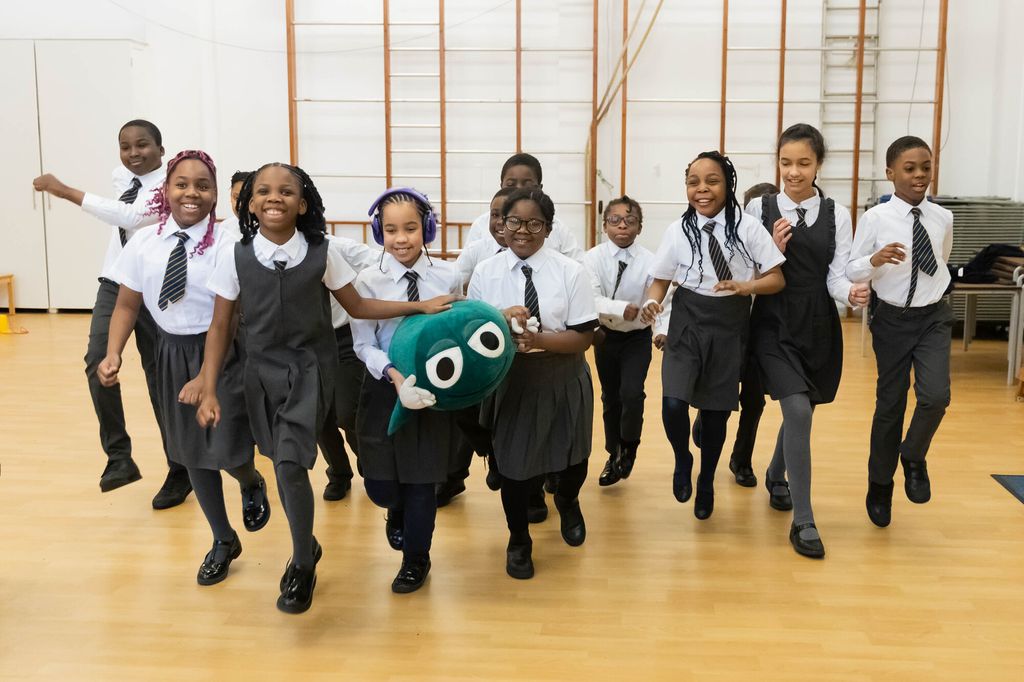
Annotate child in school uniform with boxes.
[744,124,869,557]
[197,164,454,613]
[218,170,250,240]
[583,195,655,487]
[32,119,191,509]
[317,233,381,502]
[464,153,585,262]
[97,150,267,585]
[351,188,463,593]
[456,187,516,289]
[468,187,598,580]
[847,135,954,528]
[641,151,785,521]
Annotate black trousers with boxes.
[317,325,362,482]
[593,327,652,456]
[868,300,953,485]
[730,354,766,468]
[84,279,176,470]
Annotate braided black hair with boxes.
[678,151,758,286]
[237,162,327,246]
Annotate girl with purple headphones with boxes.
[351,187,463,594]
[197,167,454,614]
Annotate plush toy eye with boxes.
[425,346,463,389]
[467,321,505,358]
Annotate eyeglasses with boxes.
[502,216,547,234]
[605,214,640,228]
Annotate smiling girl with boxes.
[642,151,785,522]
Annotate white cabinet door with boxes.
[36,41,134,309]
[0,41,49,309]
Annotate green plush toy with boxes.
[387,299,514,435]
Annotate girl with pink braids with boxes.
[97,150,269,588]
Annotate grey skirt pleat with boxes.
[481,351,593,481]
[157,330,254,471]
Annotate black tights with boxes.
[364,479,437,560]
[662,398,729,489]
[187,461,261,542]
[500,459,588,537]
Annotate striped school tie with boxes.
[118,177,143,246]
[273,260,287,272]
[702,220,733,282]
[157,231,190,311]
[905,207,938,308]
[404,270,420,302]
[612,259,628,298]
[795,207,808,229]
[521,263,540,321]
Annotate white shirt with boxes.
[351,253,461,380]
[468,246,598,335]
[207,229,356,302]
[113,216,232,335]
[651,208,786,297]
[455,233,508,289]
[465,212,585,262]
[583,240,656,332]
[218,215,242,240]
[847,195,953,307]
[745,192,855,304]
[81,165,164,282]
[653,284,677,336]
[326,234,383,328]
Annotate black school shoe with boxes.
[765,474,793,511]
[197,532,242,586]
[506,540,534,580]
[152,468,193,510]
[391,555,431,594]
[386,511,404,551]
[693,487,715,520]
[615,443,638,480]
[435,478,467,508]
[553,495,586,546]
[598,456,621,487]
[99,458,142,493]
[901,459,931,504]
[729,458,757,487]
[789,523,825,559]
[866,480,894,528]
[241,473,271,532]
[323,477,352,502]
[277,563,317,614]
[280,536,323,590]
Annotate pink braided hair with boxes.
[146,149,218,257]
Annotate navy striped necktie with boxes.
[521,263,540,321]
[157,231,190,311]
[702,221,733,282]
[404,270,420,302]
[795,206,808,229]
[118,177,142,247]
[905,207,938,308]
[612,259,628,298]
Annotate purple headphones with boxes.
[367,187,438,246]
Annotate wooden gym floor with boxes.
[1,312,1022,681]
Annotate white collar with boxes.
[887,194,925,217]
[135,166,165,186]
[254,229,304,262]
[698,208,726,231]
[504,245,550,272]
[778,191,821,212]
[385,251,428,283]
[161,215,211,242]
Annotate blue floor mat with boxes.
[992,475,1024,504]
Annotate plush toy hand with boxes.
[524,316,540,333]
[510,315,539,334]
[398,375,436,410]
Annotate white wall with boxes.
[2,0,1021,281]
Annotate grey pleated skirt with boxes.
[662,286,751,412]
[481,351,593,481]
[156,330,254,471]
[355,371,458,485]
